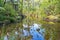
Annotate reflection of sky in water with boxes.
[3,23,45,40]
[23,23,45,40]
[4,36,8,40]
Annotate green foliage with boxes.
[0,7,6,21]
[22,0,60,40]
[0,0,4,7]
[0,1,21,23]
[0,0,60,40]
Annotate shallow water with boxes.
[0,23,45,40]
[0,22,60,40]
[23,23,45,40]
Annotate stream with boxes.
[0,23,45,40]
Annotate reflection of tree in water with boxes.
[0,21,59,40]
